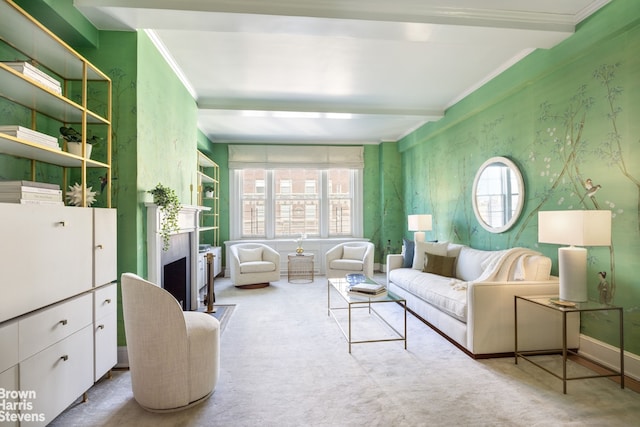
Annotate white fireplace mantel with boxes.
[146,203,210,309]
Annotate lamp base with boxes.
[413,231,425,242]
[558,246,587,302]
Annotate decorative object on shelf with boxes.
[65,182,97,206]
[538,210,612,302]
[408,214,432,242]
[295,233,307,254]
[60,126,103,159]
[204,185,215,198]
[148,183,181,251]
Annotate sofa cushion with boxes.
[412,241,449,270]
[401,238,414,268]
[389,268,467,322]
[239,261,276,273]
[329,259,364,272]
[238,247,263,263]
[423,254,456,278]
[455,247,495,281]
[343,245,366,260]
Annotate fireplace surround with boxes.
[146,203,208,310]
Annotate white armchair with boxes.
[229,243,281,288]
[325,242,375,278]
[121,273,220,412]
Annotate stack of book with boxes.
[0,125,60,150]
[348,281,387,297]
[0,180,63,206]
[2,61,62,94]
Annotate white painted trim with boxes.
[579,334,640,382]
[144,29,197,100]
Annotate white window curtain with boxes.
[228,145,364,169]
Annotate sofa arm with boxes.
[386,254,403,285]
[466,278,580,355]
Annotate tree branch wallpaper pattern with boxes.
[399,4,640,354]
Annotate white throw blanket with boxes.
[449,247,543,290]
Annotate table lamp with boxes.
[408,214,432,242]
[538,210,611,302]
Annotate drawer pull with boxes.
[59,319,68,326]
[97,324,105,330]
[58,221,66,227]
[97,244,104,249]
[60,355,69,361]
[104,299,112,304]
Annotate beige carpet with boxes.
[50,274,640,426]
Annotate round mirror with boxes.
[472,156,525,233]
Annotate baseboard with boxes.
[116,346,129,369]
[579,334,640,382]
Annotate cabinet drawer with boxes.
[19,294,92,360]
[0,204,92,323]
[93,208,117,287]
[0,320,18,372]
[94,283,117,320]
[94,312,117,381]
[20,325,93,427]
[0,365,19,427]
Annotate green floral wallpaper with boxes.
[399,0,640,355]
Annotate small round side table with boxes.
[287,252,314,283]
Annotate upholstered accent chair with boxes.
[121,273,220,412]
[325,241,375,278]
[229,243,281,288]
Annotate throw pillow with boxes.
[423,254,457,278]
[343,245,367,260]
[237,247,263,263]
[402,238,414,268]
[412,241,448,270]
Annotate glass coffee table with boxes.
[327,277,407,353]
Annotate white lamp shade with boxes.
[538,210,611,246]
[408,214,432,232]
[538,210,611,302]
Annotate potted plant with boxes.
[60,126,102,158]
[148,183,180,251]
[204,185,215,198]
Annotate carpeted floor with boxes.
[49,274,640,426]
[199,303,235,335]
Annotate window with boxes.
[228,145,364,240]
[231,168,362,239]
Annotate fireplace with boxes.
[146,203,207,310]
[161,233,191,310]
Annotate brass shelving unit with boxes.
[0,0,112,207]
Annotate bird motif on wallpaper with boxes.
[579,178,602,206]
[100,174,108,192]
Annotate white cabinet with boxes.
[20,326,94,427]
[0,365,19,427]
[0,204,117,426]
[93,283,117,381]
[18,294,92,361]
[0,204,92,323]
[93,208,117,287]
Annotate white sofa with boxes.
[387,241,580,358]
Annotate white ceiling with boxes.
[74,0,610,145]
